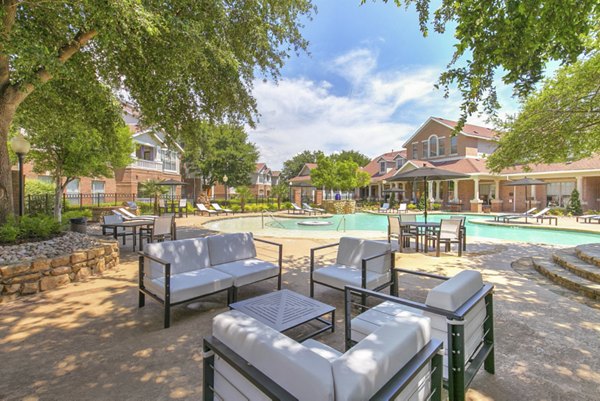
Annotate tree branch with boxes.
[0,0,18,88]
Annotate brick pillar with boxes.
[315,190,323,205]
[293,189,301,206]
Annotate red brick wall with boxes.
[457,180,474,211]
[582,177,600,209]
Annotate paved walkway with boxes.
[0,215,599,400]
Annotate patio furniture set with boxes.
[131,229,494,400]
[388,215,466,257]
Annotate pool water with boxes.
[204,213,600,246]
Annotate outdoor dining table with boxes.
[100,219,154,252]
[399,222,440,252]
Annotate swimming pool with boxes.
[203,213,600,245]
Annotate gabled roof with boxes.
[289,163,317,184]
[362,151,406,176]
[255,163,271,174]
[402,117,498,148]
[501,155,600,175]
[271,170,281,177]
[132,129,184,153]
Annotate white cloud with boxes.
[248,48,514,169]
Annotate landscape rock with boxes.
[40,275,70,291]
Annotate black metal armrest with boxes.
[310,242,340,273]
[393,268,448,281]
[137,251,170,266]
[254,238,283,269]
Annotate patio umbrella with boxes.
[382,188,405,202]
[502,177,547,222]
[389,166,469,222]
[157,179,188,200]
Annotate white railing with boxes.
[131,158,180,172]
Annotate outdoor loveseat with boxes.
[203,309,443,401]
[344,269,495,401]
[138,233,282,328]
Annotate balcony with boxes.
[131,158,163,171]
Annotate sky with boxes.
[247,0,521,170]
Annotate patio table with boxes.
[229,289,335,342]
[400,222,440,252]
[101,219,154,252]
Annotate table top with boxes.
[230,289,335,332]
[400,222,440,228]
[101,220,154,228]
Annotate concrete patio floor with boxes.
[1,215,600,400]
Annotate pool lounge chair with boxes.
[378,202,391,213]
[118,208,156,220]
[194,203,217,216]
[290,202,315,215]
[576,214,600,223]
[211,203,234,215]
[398,203,408,213]
[303,202,326,214]
[491,207,536,222]
[502,207,551,223]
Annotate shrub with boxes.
[548,207,566,216]
[407,203,417,210]
[230,204,241,213]
[431,203,442,211]
[566,188,583,216]
[282,202,292,210]
[25,179,55,196]
[18,215,61,240]
[0,223,19,243]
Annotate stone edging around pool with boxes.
[0,239,120,303]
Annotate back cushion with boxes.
[332,315,431,401]
[425,270,483,311]
[336,237,391,274]
[144,238,210,279]
[212,310,334,401]
[208,233,257,266]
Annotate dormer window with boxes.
[379,161,386,174]
[396,158,405,169]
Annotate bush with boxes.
[230,204,241,213]
[62,210,92,223]
[407,203,417,210]
[18,215,61,240]
[282,202,292,210]
[431,203,442,211]
[566,188,583,216]
[548,207,566,216]
[25,179,55,196]
[0,223,19,243]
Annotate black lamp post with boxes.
[10,133,31,217]
[222,174,228,200]
[289,181,293,202]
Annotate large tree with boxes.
[280,150,324,180]
[487,52,600,172]
[331,150,371,167]
[372,1,599,127]
[0,0,313,222]
[311,155,371,192]
[15,71,133,221]
[183,123,259,191]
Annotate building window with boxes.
[137,145,154,161]
[38,175,53,185]
[379,161,386,174]
[396,158,405,169]
[161,149,177,171]
[66,179,80,205]
[412,143,418,160]
[422,141,429,159]
[546,181,576,207]
[450,136,458,155]
[438,137,446,156]
[92,180,105,203]
[429,135,438,157]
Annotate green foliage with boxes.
[331,150,371,167]
[431,203,442,211]
[311,155,371,191]
[25,179,55,196]
[407,203,418,210]
[281,150,324,180]
[487,53,600,171]
[230,204,241,213]
[235,186,253,212]
[282,202,292,210]
[371,0,599,127]
[62,210,92,221]
[566,189,583,216]
[548,207,566,216]
[182,122,259,189]
[271,182,290,209]
[0,215,62,243]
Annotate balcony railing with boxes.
[131,158,179,172]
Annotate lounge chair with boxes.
[503,207,551,223]
[535,208,558,225]
[303,202,326,214]
[177,199,188,217]
[378,202,390,213]
[492,207,536,222]
[576,214,600,223]
[345,269,495,401]
[194,203,217,216]
[118,208,156,220]
[126,201,138,211]
[398,203,407,213]
[211,203,234,215]
[102,214,133,245]
[290,202,314,215]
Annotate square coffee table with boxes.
[229,289,335,342]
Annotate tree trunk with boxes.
[54,176,64,223]
[0,100,17,224]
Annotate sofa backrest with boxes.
[212,310,335,401]
[207,232,257,266]
[336,237,391,274]
[425,270,483,311]
[332,314,432,401]
[144,238,211,279]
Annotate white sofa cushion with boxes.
[336,237,391,274]
[303,339,343,363]
[208,233,257,266]
[144,238,211,279]
[212,310,335,401]
[425,270,483,311]
[332,316,431,401]
[312,264,391,291]
[143,268,233,303]
[211,258,279,287]
[350,300,424,342]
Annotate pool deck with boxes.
[1,214,599,400]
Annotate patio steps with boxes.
[574,243,600,268]
[532,249,600,301]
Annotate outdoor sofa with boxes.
[310,237,395,305]
[203,309,443,401]
[345,269,495,401]
[138,233,282,328]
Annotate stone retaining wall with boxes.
[322,200,356,214]
[0,240,120,303]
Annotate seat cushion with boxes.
[207,233,257,266]
[312,264,391,291]
[302,339,342,363]
[144,238,211,279]
[336,237,391,274]
[143,268,233,304]
[350,300,424,342]
[212,310,334,401]
[333,316,431,401]
[211,258,279,287]
[425,270,483,311]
